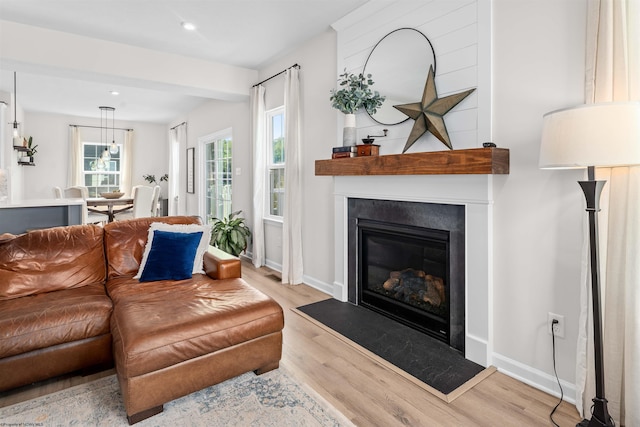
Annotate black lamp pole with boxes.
[577,166,614,427]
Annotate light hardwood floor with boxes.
[0,261,582,426]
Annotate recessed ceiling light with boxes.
[181,21,196,31]
[110,90,119,96]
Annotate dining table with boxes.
[86,197,134,223]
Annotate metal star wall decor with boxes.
[394,65,475,153]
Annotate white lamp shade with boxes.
[539,101,640,169]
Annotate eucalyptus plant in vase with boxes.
[330,69,385,146]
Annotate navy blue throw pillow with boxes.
[139,230,203,282]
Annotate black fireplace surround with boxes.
[348,198,466,353]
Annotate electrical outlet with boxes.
[548,312,565,339]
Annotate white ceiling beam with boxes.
[0,20,257,101]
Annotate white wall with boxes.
[19,111,168,200]
[492,0,586,399]
[177,99,251,223]
[325,0,587,401]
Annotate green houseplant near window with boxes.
[210,210,252,257]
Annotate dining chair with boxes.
[117,185,156,220]
[151,185,161,217]
[53,186,63,198]
[63,187,84,198]
[63,186,109,225]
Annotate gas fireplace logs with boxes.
[382,269,445,307]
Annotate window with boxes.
[83,142,122,197]
[204,133,232,223]
[266,107,285,219]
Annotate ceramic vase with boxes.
[343,113,356,146]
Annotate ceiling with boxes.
[0,0,367,123]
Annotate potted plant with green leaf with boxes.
[26,137,37,163]
[210,210,252,257]
[330,69,385,146]
[142,173,168,185]
[143,173,168,202]
[18,136,36,164]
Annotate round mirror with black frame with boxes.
[363,28,436,126]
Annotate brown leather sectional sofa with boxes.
[0,216,284,424]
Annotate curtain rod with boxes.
[252,63,300,88]
[69,124,133,131]
[170,121,186,130]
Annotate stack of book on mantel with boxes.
[332,144,380,159]
[331,146,356,159]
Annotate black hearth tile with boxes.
[297,298,484,395]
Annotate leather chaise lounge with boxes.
[0,216,284,424]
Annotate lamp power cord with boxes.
[549,319,563,427]
[550,319,617,427]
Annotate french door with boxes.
[200,130,232,224]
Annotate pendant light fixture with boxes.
[99,106,115,165]
[11,72,22,147]
[109,107,119,155]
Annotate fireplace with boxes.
[348,198,465,352]
[358,219,450,342]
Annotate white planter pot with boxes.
[343,113,357,146]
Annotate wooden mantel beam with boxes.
[315,148,509,176]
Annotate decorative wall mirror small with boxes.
[363,28,436,126]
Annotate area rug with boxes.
[294,299,496,403]
[0,368,354,426]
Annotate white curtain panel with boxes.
[168,126,178,215]
[282,67,303,285]
[169,123,187,216]
[251,85,266,268]
[121,130,134,196]
[178,124,188,215]
[0,102,5,169]
[577,0,640,425]
[68,126,83,187]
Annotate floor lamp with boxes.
[539,101,640,427]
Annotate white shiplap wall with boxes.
[330,0,495,367]
[332,0,489,155]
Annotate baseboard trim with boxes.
[332,281,346,301]
[257,259,334,295]
[464,333,488,368]
[264,259,282,273]
[492,352,576,404]
[302,274,334,295]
